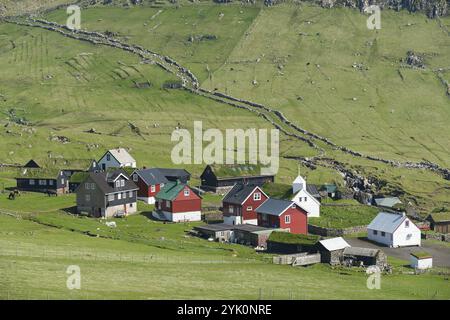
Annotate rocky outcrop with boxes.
[319,0,448,18]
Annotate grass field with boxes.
[1,210,450,300]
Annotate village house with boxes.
[131,168,169,204]
[222,184,269,225]
[97,148,137,170]
[426,212,450,234]
[320,184,338,199]
[76,169,138,218]
[291,175,321,217]
[153,180,202,222]
[200,164,274,194]
[15,168,69,195]
[317,237,351,265]
[256,198,308,234]
[23,159,41,168]
[367,212,421,247]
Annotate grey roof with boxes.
[154,168,191,181]
[306,184,321,198]
[232,224,271,232]
[343,247,381,257]
[367,212,406,233]
[255,198,295,216]
[87,169,138,195]
[194,223,233,232]
[134,168,168,186]
[223,184,264,205]
[374,197,401,208]
[319,237,350,251]
[106,148,136,165]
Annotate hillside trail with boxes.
[3,17,449,192]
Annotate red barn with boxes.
[222,184,269,225]
[131,168,169,204]
[256,198,308,234]
[154,180,202,222]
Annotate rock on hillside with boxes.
[319,0,448,18]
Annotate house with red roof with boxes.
[153,180,202,222]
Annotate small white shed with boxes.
[410,252,433,270]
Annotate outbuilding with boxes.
[317,237,350,265]
[410,252,433,270]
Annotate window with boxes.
[49,180,54,186]
[61,178,65,185]
[130,203,133,208]
[85,183,90,190]
[285,215,291,224]
[129,191,133,198]
[151,185,156,193]
[228,206,234,214]
[298,197,302,202]
[122,192,126,199]
[91,183,95,190]
[121,180,125,187]
[405,220,410,228]
[184,189,190,197]
[381,231,386,237]
[29,179,35,185]
[117,193,122,200]
[304,197,307,202]
[262,214,268,221]
[253,192,261,201]
[291,204,296,209]
[106,154,111,161]
[85,194,90,202]
[166,200,171,208]
[373,230,378,235]
[246,206,252,211]
[115,181,120,188]
[108,194,114,201]
[39,180,47,186]
[133,174,138,182]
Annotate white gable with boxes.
[292,175,306,194]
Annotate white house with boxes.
[291,175,321,217]
[410,252,433,270]
[97,148,137,170]
[367,212,421,248]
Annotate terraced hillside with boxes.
[0,1,449,212]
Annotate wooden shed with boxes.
[427,212,450,234]
[316,237,350,265]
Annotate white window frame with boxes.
[85,194,91,202]
[166,200,171,208]
[115,181,120,188]
[121,180,125,187]
[184,189,190,197]
[253,192,261,201]
[29,179,35,185]
[49,180,54,186]
[151,185,156,193]
[85,183,90,190]
[129,191,133,198]
[285,215,291,224]
[246,206,252,211]
[117,193,122,200]
[108,194,114,202]
[228,206,234,214]
[39,180,47,186]
[133,174,138,182]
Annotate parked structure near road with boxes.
[131,168,169,204]
[76,169,138,218]
[97,148,137,170]
[367,212,421,247]
[153,180,202,222]
[342,247,388,268]
[222,184,268,225]
[426,212,450,234]
[291,175,321,217]
[15,168,69,195]
[256,198,308,234]
[200,164,274,194]
[410,252,433,270]
[317,237,351,265]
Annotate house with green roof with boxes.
[200,164,275,194]
[15,168,69,195]
[153,180,202,222]
[427,212,450,234]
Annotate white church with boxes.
[291,175,321,218]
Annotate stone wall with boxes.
[422,232,450,242]
[308,224,367,236]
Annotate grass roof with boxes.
[268,231,320,246]
[210,164,270,178]
[17,168,62,179]
[411,251,432,259]
[69,172,89,183]
[429,212,450,222]
[261,182,292,200]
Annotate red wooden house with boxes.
[131,168,169,204]
[154,180,202,222]
[256,198,308,234]
[222,184,269,225]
